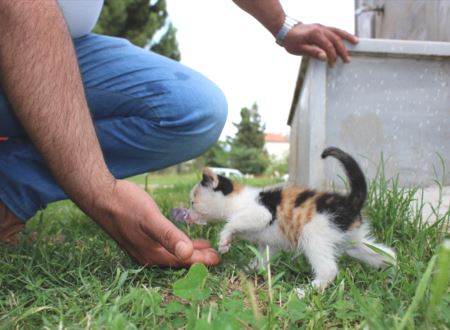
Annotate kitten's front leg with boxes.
[218,208,272,254]
[218,230,232,254]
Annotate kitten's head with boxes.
[188,168,237,224]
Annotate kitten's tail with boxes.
[321,147,367,212]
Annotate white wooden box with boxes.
[288,38,450,188]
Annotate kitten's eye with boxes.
[191,201,194,206]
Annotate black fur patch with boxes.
[316,193,358,231]
[294,190,315,208]
[321,147,367,211]
[258,189,282,225]
[213,175,233,195]
[201,173,213,187]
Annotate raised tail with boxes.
[321,147,367,211]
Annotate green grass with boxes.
[0,173,449,329]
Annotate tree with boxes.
[231,103,266,150]
[202,141,230,168]
[94,0,181,61]
[229,103,269,174]
[266,153,289,176]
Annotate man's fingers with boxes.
[285,23,357,66]
[186,248,220,266]
[298,44,327,61]
[330,27,359,44]
[148,246,220,268]
[192,239,213,250]
[139,216,194,260]
[324,30,350,63]
[312,31,337,66]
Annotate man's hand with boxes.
[95,180,220,267]
[232,0,358,67]
[283,23,358,67]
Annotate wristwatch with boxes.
[275,15,301,47]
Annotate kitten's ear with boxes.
[201,168,219,189]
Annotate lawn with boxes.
[0,172,449,329]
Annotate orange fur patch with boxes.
[277,188,317,245]
[230,182,244,194]
[348,217,362,231]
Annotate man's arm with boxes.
[0,1,218,266]
[232,0,358,67]
[0,1,114,214]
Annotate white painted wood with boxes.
[355,0,450,42]
[347,38,450,57]
[307,61,327,188]
[289,38,450,188]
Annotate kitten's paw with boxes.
[294,281,326,299]
[311,279,329,292]
[380,250,397,268]
[218,239,231,254]
[218,231,232,254]
[294,287,307,300]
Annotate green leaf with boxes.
[111,313,128,330]
[212,314,244,330]
[397,254,437,330]
[186,308,198,330]
[427,239,450,320]
[171,317,185,329]
[167,301,186,314]
[173,263,211,301]
[114,269,129,289]
[286,295,307,322]
[193,319,211,330]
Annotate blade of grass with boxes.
[397,254,437,330]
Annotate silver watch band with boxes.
[275,16,301,46]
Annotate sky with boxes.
[166,0,355,139]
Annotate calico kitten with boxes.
[188,147,396,290]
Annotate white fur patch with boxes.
[300,214,344,289]
[344,223,396,268]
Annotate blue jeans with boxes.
[0,34,227,221]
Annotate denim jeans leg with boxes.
[0,34,228,221]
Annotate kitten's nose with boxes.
[188,208,205,224]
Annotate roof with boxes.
[265,133,289,143]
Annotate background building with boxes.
[264,133,289,160]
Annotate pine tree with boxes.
[232,103,266,149]
[202,141,230,168]
[94,0,180,61]
[229,103,269,174]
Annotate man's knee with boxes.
[188,78,228,146]
[159,74,228,152]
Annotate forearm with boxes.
[232,0,285,36]
[0,1,114,218]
